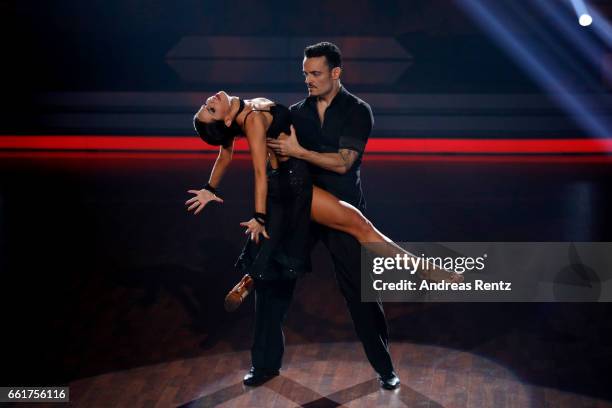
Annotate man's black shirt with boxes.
[290,86,373,210]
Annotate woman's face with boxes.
[199,91,231,123]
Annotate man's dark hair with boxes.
[304,42,342,69]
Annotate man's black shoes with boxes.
[243,367,280,386]
[243,367,398,389]
[378,372,401,390]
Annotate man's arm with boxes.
[296,145,359,175]
[270,102,371,174]
[267,125,358,175]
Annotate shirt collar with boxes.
[306,85,348,109]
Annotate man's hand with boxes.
[267,125,305,158]
[268,125,360,174]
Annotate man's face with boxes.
[303,56,336,97]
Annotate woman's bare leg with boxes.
[310,186,462,282]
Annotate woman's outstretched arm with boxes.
[186,141,234,215]
[208,141,234,189]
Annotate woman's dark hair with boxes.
[193,117,241,147]
[304,42,342,69]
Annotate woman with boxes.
[186,91,462,310]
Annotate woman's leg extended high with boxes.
[310,186,462,282]
[310,186,415,256]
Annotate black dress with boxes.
[234,104,312,280]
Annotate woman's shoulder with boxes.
[250,98,290,110]
[242,102,272,132]
[248,97,275,110]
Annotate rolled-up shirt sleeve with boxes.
[338,102,373,155]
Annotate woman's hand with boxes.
[185,188,223,215]
[240,218,270,244]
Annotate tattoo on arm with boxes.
[339,149,359,172]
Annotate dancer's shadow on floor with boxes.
[106,236,256,352]
[116,262,229,333]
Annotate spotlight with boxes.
[579,14,592,26]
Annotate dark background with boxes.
[2,0,612,137]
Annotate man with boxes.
[267,41,400,390]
